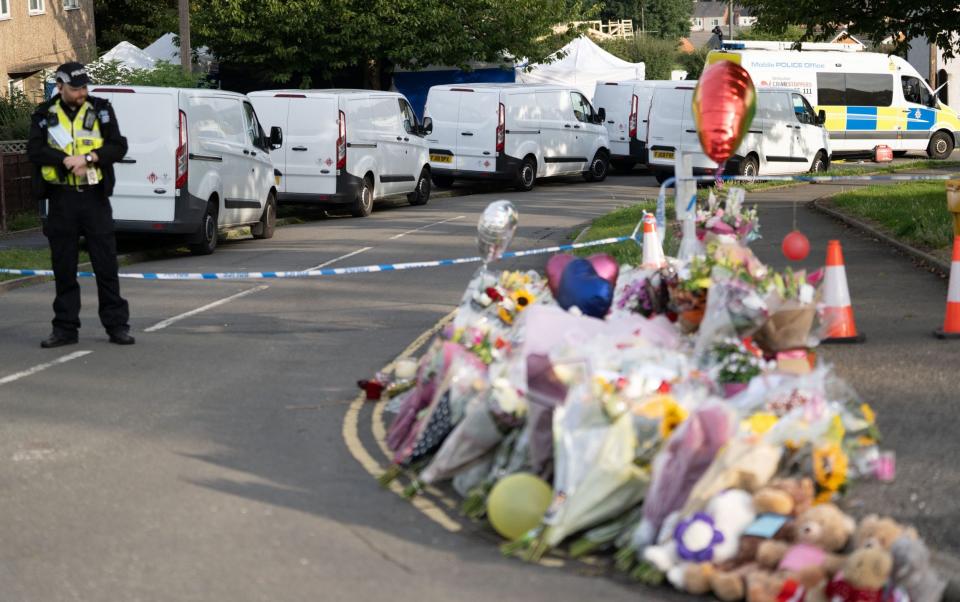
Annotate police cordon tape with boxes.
[0,236,636,281]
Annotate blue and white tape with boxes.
[0,235,637,281]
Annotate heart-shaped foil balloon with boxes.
[556,258,614,318]
[693,60,757,165]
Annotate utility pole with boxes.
[930,41,938,91]
[728,0,734,40]
[179,0,191,74]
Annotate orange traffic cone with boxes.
[642,213,666,268]
[822,240,865,343]
[934,236,960,339]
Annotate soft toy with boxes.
[816,547,893,602]
[744,503,857,602]
[704,478,816,601]
[890,534,947,602]
[853,515,918,551]
[643,489,756,590]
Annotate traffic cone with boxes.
[642,213,666,268]
[821,240,865,344]
[934,236,960,339]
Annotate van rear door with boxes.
[283,94,338,198]
[454,88,499,173]
[647,87,689,167]
[91,87,177,222]
[594,83,633,156]
[424,88,461,170]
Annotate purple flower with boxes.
[673,512,725,562]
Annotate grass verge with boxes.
[0,248,90,282]
[574,200,678,265]
[828,181,954,257]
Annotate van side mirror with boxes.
[597,107,606,123]
[269,126,283,149]
[420,117,433,136]
[817,110,826,126]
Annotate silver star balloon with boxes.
[477,200,518,265]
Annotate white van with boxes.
[423,83,610,191]
[249,90,432,217]
[707,41,960,158]
[593,80,682,171]
[646,83,831,181]
[90,86,282,255]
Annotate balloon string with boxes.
[715,162,726,188]
[793,199,797,231]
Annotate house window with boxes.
[63,0,79,8]
[28,0,44,14]
[0,0,10,19]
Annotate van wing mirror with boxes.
[597,107,606,123]
[269,126,283,149]
[420,117,433,136]
[817,110,826,126]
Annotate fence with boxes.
[575,19,636,39]
[0,141,32,232]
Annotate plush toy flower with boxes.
[673,512,725,562]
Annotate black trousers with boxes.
[44,185,130,336]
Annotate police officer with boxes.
[27,62,134,348]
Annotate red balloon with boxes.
[782,230,810,261]
[693,61,757,165]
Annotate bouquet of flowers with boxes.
[708,337,774,397]
[469,270,542,326]
[616,268,674,320]
[695,187,760,244]
[752,267,822,354]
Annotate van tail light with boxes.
[628,94,638,139]
[336,110,347,170]
[495,103,505,153]
[175,109,188,189]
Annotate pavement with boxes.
[0,171,958,600]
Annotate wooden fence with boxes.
[0,141,33,232]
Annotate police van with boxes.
[707,41,960,159]
[646,83,830,181]
[423,84,610,191]
[249,90,432,218]
[89,86,283,255]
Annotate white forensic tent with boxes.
[144,33,213,68]
[98,41,157,71]
[515,36,645,99]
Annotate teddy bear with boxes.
[642,489,756,591]
[802,546,893,602]
[688,478,815,601]
[853,515,918,551]
[890,534,947,602]
[743,503,857,602]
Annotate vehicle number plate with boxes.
[653,150,675,160]
[430,154,453,163]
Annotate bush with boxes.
[0,91,36,140]
[87,60,209,88]
[676,46,710,79]
[601,37,681,80]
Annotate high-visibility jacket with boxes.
[41,101,104,186]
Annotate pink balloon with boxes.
[546,253,575,297]
[587,253,619,288]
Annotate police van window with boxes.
[570,92,594,123]
[901,76,932,106]
[398,98,418,135]
[816,73,892,107]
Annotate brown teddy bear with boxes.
[806,546,893,602]
[744,503,857,602]
[853,514,918,551]
[688,478,815,601]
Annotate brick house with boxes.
[0,0,96,100]
[690,2,728,33]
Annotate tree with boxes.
[601,36,680,79]
[736,23,808,42]
[740,0,960,58]
[192,0,596,88]
[638,0,694,40]
[94,0,177,50]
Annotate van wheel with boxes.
[351,176,374,217]
[611,159,636,173]
[654,171,669,185]
[584,151,609,182]
[810,151,828,173]
[737,155,759,180]
[516,157,536,192]
[408,168,431,206]
[251,193,276,239]
[189,202,218,256]
[927,131,954,160]
[432,175,455,188]
[893,150,908,158]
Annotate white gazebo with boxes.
[515,36,645,99]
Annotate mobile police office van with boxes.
[707,41,960,159]
[89,86,283,255]
[249,90,432,218]
[646,82,831,180]
[423,83,611,191]
[593,80,684,171]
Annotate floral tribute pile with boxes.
[370,196,948,602]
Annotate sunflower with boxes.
[498,306,514,325]
[813,443,849,494]
[659,399,689,439]
[511,289,536,313]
